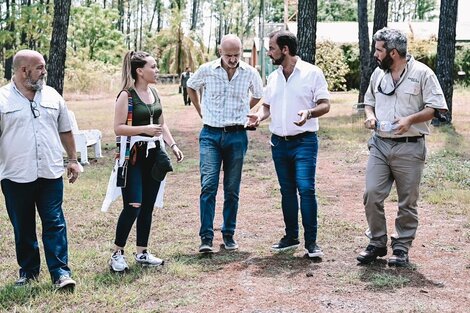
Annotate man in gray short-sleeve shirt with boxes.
[0,50,81,290]
[357,28,448,267]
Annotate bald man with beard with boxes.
[187,34,263,253]
[0,50,80,290]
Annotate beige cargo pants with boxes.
[363,135,426,252]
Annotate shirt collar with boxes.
[211,58,247,70]
[11,79,40,101]
[277,56,302,74]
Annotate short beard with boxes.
[271,54,285,66]
[376,53,393,71]
[25,74,45,91]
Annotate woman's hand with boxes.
[144,124,163,137]
[171,145,184,162]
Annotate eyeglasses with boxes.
[29,100,40,118]
[377,74,397,96]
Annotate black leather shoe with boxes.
[357,245,387,264]
[388,249,409,267]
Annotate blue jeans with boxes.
[199,126,248,239]
[271,132,319,246]
[115,144,161,248]
[1,178,71,282]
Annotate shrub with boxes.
[341,43,360,90]
[64,56,120,94]
[455,45,470,86]
[408,38,437,70]
[316,41,350,91]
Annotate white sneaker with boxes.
[135,250,164,267]
[109,250,129,272]
[54,275,76,290]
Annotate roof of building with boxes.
[285,21,470,43]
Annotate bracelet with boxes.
[170,143,177,149]
[68,159,79,164]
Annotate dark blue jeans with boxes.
[115,145,161,248]
[199,126,248,239]
[271,132,319,246]
[1,178,71,282]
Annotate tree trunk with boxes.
[436,0,458,123]
[149,0,159,32]
[139,0,143,50]
[156,0,163,32]
[370,0,389,69]
[4,0,16,81]
[177,25,183,75]
[118,0,124,32]
[47,0,72,96]
[297,0,317,64]
[126,0,131,49]
[20,2,31,48]
[358,0,389,98]
[190,0,199,31]
[134,6,138,51]
[358,0,370,103]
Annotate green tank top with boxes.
[129,87,162,126]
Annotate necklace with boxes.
[135,88,154,124]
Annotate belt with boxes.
[378,135,424,143]
[273,132,315,141]
[203,124,246,132]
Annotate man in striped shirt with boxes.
[187,34,263,253]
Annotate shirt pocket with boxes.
[403,85,421,96]
[1,105,27,131]
[400,84,423,114]
[39,101,60,120]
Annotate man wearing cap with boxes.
[0,49,80,289]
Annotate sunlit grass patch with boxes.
[368,272,410,289]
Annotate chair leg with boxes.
[80,147,89,165]
[94,141,102,158]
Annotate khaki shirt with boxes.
[365,56,448,138]
[0,82,72,183]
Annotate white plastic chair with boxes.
[67,110,102,165]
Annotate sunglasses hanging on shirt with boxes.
[29,101,40,118]
[377,67,406,96]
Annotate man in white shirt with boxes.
[247,30,330,258]
[187,34,263,253]
[0,50,80,289]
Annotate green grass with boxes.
[368,272,410,289]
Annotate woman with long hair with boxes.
[109,51,183,272]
